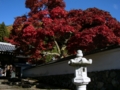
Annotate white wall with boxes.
[87,48,120,71]
[23,60,76,77]
[23,48,120,77]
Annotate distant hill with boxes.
[6,25,13,33]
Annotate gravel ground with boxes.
[0,79,70,90]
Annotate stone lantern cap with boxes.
[68,50,92,66]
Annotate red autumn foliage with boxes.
[6,0,120,61]
[67,8,120,54]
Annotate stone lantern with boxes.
[68,50,92,90]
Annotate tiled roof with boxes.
[0,42,15,52]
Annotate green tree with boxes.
[0,22,9,42]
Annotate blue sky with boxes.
[0,0,120,26]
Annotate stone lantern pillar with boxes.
[68,50,92,90]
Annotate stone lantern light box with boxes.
[68,50,92,90]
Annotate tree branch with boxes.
[42,51,60,56]
[53,37,61,55]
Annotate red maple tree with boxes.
[6,0,120,62]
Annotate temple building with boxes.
[0,42,33,77]
[0,42,15,66]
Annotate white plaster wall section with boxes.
[23,48,120,77]
[87,48,120,72]
[23,60,76,77]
